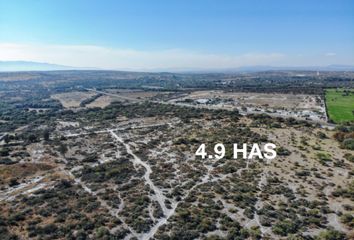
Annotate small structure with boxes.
[195,98,210,104]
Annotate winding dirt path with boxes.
[109,130,178,240]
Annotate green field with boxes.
[325,89,354,123]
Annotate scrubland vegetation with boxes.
[0,70,353,239]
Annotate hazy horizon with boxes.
[1,0,353,70]
[2,60,354,73]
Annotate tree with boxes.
[95,227,109,238]
[272,219,300,236]
[9,178,19,187]
[28,134,37,143]
[58,143,68,156]
[43,130,50,141]
[342,138,354,150]
[3,135,10,144]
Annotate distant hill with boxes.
[234,65,354,72]
[1,61,353,73]
[0,61,93,71]
[178,65,354,73]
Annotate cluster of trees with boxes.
[79,93,102,107]
[2,70,354,94]
[72,101,239,125]
[334,124,354,150]
[0,180,125,239]
[332,180,354,201]
[316,229,348,240]
[272,219,301,236]
[79,157,136,185]
[249,113,312,128]
[0,100,59,133]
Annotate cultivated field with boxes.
[326,89,354,123]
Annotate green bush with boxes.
[316,229,346,240]
[272,219,300,236]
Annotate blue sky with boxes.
[0,0,353,70]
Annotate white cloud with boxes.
[0,43,286,70]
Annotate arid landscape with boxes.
[0,70,353,239]
[167,91,327,123]
[2,1,354,239]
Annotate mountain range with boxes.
[0,61,94,72]
[1,61,354,72]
